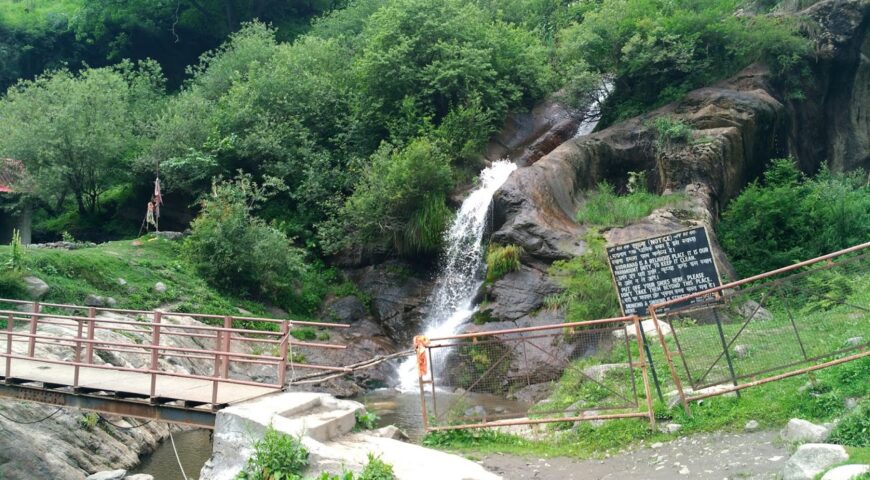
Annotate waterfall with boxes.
[396,160,517,390]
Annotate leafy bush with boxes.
[545,232,620,322]
[354,410,380,431]
[357,454,395,480]
[236,427,309,480]
[651,117,693,151]
[718,159,870,277]
[0,270,26,299]
[485,244,523,281]
[5,229,25,271]
[576,182,682,228]
[183,174,326,314]
[290,327,317,341]
[829,402,870,447]
[557,0,812,124]
[339,139,453,257]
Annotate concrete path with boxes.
[480,430,790,480]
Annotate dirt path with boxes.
[480,430,789,480]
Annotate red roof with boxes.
[0,159,24,193]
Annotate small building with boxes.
[0,159,31,245]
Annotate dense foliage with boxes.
[0,0,816,307]
[718,159,870,278]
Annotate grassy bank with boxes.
[0,235,274,317]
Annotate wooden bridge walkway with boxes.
[0,299,349,427]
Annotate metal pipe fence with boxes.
[416,316,656,431]
[649,242,870,413]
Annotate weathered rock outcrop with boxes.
[493,0,869,265]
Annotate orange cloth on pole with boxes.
[413,335,430,377]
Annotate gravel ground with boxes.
[479,430,789,480]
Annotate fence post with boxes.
[27,301,39,357]
[221,316,232,379]
[633,316,656,430]
[149,311,162,399]
[277,320,289,388]
[73,317,83,387]
[5,313,13,378]
[85,307,96,364]
[650,309,691,416]
[712,310,741,398]
[639,325,664,403]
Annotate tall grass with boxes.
[576,182,681,228]
[485,244,522,281]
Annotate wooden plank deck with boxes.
[3,358,278,405]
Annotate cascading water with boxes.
[397,160,517,390]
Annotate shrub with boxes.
[829,402,870,447]
[358,454,395,480]
[718,159,870,277]
[651,117,693,151]
[0,270,26,299]
[485,244,523,281]
[290,327,317,341]
[183,174,326,314]
[236,427,309,480]
[576,182,681,228]
[354,410,380,431]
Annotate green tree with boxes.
[0,60,165,216]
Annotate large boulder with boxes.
[324,296,367,324]
[781,444,849,480]
[22,275,49,300]
[781,418,831,444]
[479,266,561,322]
[821,464,870,480]
[345,261,434,344]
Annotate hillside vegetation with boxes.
[0,0,814,312]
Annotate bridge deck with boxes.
[5,358,278,405]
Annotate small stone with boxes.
[844,398,859,410]
[117,278,127,286]
[371,425,409,441]
[660,423,682,434]
[679,466,690,475]
[736,300,773,322]
[105,297,117,307]
[154,282,167,293]
[651,442,664,449]
[821,464,870,480]
[464,406,486,418]
[85,470,127,480]
[781,444,849,480]
[745,420,760,432]
[84,294,107,307]
[733,344,750,358]
[125,475,156,480]
[844,337,864,348]
[781,418,830,444]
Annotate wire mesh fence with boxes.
[417,316,655,431]
[650,242,870,410]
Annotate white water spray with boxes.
[397,160,517,390]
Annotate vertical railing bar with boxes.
[277,320,288,388]
[27,301,39,357]
[149,311,162,399]
[73,316,83,387]
[85,307,96,364]
[221,316,232,379]
[639,324,664,403]
[5,313,13,379]
[428,347,437,418]
[633,316,656,429]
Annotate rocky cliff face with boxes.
[493,0,868,267]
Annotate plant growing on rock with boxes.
[485,244,523,281]
[651,117,693,151]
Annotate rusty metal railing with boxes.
[416,316,656,431]
[0,298,350,406]
[649,241,870,414]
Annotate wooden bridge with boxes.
[0,298,350,428]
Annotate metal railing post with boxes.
[27,301,39,357]
[277,320,289,388]
[73,317,83,387]
[149,311,162,399]
[633,316,657,429]
[713,310,741,399]
[5,313,13,379]
[85,307,96,364]
[221,316,232,379]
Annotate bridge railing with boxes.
[0,300,351,405]
[649,241,870,414]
